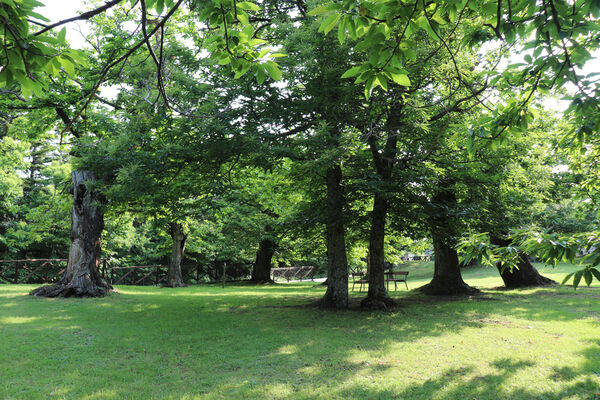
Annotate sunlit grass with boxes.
[1,262,599,399]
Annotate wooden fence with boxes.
[0,259,242,286]
[0,259,159,286]
[0,259,69,284]
[109,265,167,286]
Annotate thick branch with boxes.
[34,0,126,36]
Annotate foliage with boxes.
[457,229,600,289]
[0,112,71,259]
[309,0,600,138]
[0,0,87,97]
[3,0,600,297]
[1,0,282,104]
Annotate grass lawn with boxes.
[1,262,600,399]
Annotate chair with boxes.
[351,271,368,292]
[386,271,409,291]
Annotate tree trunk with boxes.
[361,193,393,309]
[30,171,112,297]
[251,226,276,283]
[490,237,556,288]
[166,222,186,287]
[319,164,349,309]
[421,233,480,295]
[360,102,399,309]
[421,184,478,296]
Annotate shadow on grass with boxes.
[335,356,599,400]
[1,284,600,399]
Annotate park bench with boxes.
[351,271,368,292]
[385,271,409,291]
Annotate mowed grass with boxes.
[1,263,600,399]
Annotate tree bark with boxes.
[166,222,186,287]
[421,233,479,295]
[30,171,112,297]
[319,164,349,309]
[361,103,399,309]
[251,226,276,283]
[490,237,556,288]
[361,193,393,309]
[421,184,478,296]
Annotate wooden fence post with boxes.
[222,262,226,288]
[14,262,19,284]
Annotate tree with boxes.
[31,170,112,296]
[5,0,600,296]
[310,0,600,142]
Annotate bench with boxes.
[385,271,409,291]
[350,272,368,292]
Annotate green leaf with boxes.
[390,73,411,86]
[155,0,165,14]
[237,11,249,25]
[432,10,446,25]
[364,76,375,100]
[319,13,341,35]
[255,65,266,84]
[27,11,50,22]
[584,269,593,286]
[340,66,362,79]
[560,272,573,286]
[257,48,270,59]
[237,1,260,11]
[249,38,266,46]
[308,2,342,16]
[590,268,600,282]
[263,61,281,81]
[573,270,583,289]
[481,1,497,15]
[20,79,33,98]
[376,73,388,91]
[60,57,75,76]
[337,17,346,44]
[57,27,66,43]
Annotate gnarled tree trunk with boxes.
[319,164,349,309]
[490,237,556,288]
[251,225,277,283]
[361,194,393,309]
[31,171,111,297]
[166,222,186,287]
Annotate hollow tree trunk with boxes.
[166,222,186,287]
[251,226,276,283]
[31,171,111,297]
[421,184,478,296]
[421,233,479,295]
[319,164,348,309]
[490,237,556,288]
[361,194,393,309]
